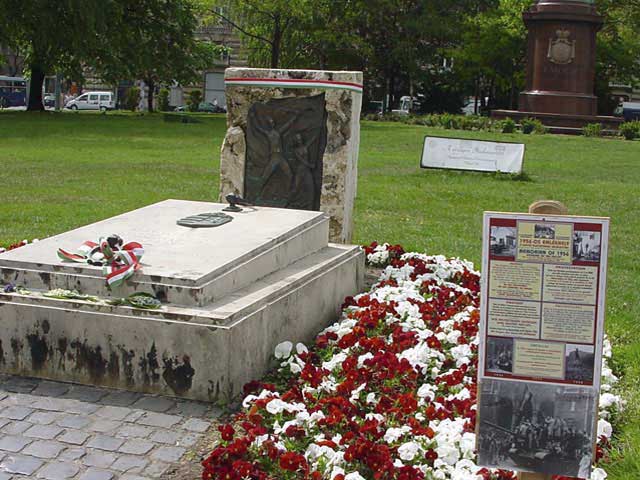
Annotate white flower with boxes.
[274,341,293,359]
[358,352,374,368]
[323,352,347,372]
[330,467,345,479]
[459,432,476,458]
[435,443,460,465]
[384,426,411,443]
[266,399,287,415]
[345,472,366,480]
[349,384,366,403]
[398,441,421,461]
[597,419,613,439]
[296,343,308,355]
[417,383,437,401]
[599,392,619,409]
[591,467,608,480]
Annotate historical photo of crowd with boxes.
[565,344,595,383]
[486,337,513,374]
[490,226,517,257]
[573,231,601,262]
[534,223,556,239]
[478,379,596,478]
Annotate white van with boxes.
[65,91,115,111]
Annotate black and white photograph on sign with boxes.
[565,344,595,383]
[478,379,595,478]
[487,337,514,373]
[573,231,601,262]
[490,226,517,257]
[534,224,556,239]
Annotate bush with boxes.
[125,87,140,111]
[187,90,202,112]
[438,113,458,129]
[619,121,640,140]
[362,112,504,133]
[363,113,381,121]
[582,123,603,138]
[521,118,547,135]
[500,118,517,134]
[157,88,170,112]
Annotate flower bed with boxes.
[202,243,620,480]
[0,238,37,254]
[2,239,619,479]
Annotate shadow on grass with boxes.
[493,171,533,182]
[419,168,533,182]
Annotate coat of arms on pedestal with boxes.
[547,29,576,65]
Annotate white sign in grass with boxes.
[420,136,525,174]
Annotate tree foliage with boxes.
[595,0,640,112]
[0,0,109,110]
[205,0,476,110]
[0,0,222,111]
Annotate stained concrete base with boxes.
[0,201,364,402]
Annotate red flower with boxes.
[279,451,307,472]
[218,424,234,442]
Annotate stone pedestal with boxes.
[520,1,601,116]
[219,68,363,244]
[0,200,364,402]
[492,1,622,132]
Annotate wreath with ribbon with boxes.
[57,234,144,288]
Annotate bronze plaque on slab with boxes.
[244,94,327,211]
[177,212,233,228]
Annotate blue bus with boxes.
[0,76,27,108]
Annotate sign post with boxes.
[477,200,609,480]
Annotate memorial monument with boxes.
[219,68,363,243]
[492,0,622,133]
[0,200,364,402]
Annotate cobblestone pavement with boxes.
[0,375,222,479]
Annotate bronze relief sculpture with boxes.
[244,94,327,211]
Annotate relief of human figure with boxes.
[256,113,299,200]
[288,131,320,209]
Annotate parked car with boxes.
[391,95,423,116]
[197,102,226,113]
[44,94,56,108]
[614,102,640,122]
[462,97,489,116]
[363,100,384,116]
[0,76,27,108]
[65,91,115,111]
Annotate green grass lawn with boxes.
[1,111,639,478]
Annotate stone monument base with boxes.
[0,200,364,402]
[491,109,623,135]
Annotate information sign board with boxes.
[477,212,609,479]
[420,136,525,174]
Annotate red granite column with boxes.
[519,1,602,116]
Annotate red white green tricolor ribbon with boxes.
[57,238,144,288]
[224,77,363,94]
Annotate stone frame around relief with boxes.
[243,93,328,212]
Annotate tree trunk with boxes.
[474,77,480,115]
[147,79,155,113]
[389,74,396,111]
[271,15,281,68]
[383,75,390,113]
[27,62,46,112]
